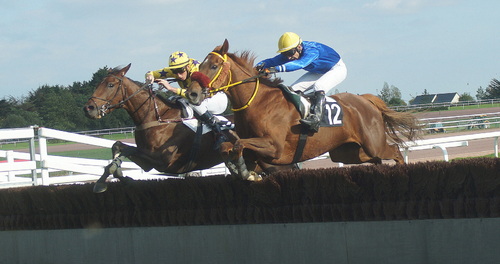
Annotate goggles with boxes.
[281,48,297,57]
[171,67,186,74]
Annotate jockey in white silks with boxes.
[146,51,229,147]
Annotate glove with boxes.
[255,63,265,72]
[267,67,277,74]
[145,73,155,84]
[260,67,277,77]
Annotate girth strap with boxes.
[292,127,309,164]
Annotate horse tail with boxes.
[361,94,422,145]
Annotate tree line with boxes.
[377,78,500,106]
[0,67,133,132]
[1,66,499,131]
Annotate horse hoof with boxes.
[93,182,108,193]
[245,171,263,182]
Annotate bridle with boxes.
[88,75,151,118]
[204,52,266,111]
[88,75,188,127]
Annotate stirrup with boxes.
[300,115,320,132]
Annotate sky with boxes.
[1,0,499,102]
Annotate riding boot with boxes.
[199,112,228,150]
[300,91,325,132]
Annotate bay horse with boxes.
[186,40,421,179]
[83,64,293,191]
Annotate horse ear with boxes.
[221,39,229,54]
[121,63,131,76]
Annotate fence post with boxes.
[495,137,499,158]
[403,148,409,163]
[30,126,38,185]
[37,129,50,185]
[6,150,14,181]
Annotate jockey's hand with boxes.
[145,73,155,84]
[155,79,178,93]
[255,63,265,72]
[259,67,277,78]
[267,67,277,74]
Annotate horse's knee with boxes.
[232,140,244,156]
[220,142,233,154]
[112,141,123,151]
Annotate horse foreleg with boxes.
[94,141,138,193]
[233,138,282,162]
[93,157,122,193]
[234,156,262,181]
[219,141,261,181]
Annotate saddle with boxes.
[182,116,234,134]
[162,95,194,118]
[163,95,234,133]
[278,84,310,119]
[277,84,343,127]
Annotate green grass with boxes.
[0,133,133,151]
[448,103,500,111]
[51,148,113,160]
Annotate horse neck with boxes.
[121,83,181,126]
[226,64,279,112]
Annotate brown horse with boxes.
[84,64,232,192]
[186,40,421,179]
[83,64,295,191]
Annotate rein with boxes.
[207,52,265,111]
[90,76,192,127]
[89,76,150,117]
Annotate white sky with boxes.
[1,0,499,102]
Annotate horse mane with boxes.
[227,51,284,87]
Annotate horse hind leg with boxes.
[375,143,405,164]
[387,144,405,164]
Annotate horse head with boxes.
[83,63,137,119]
[187,39,231,106]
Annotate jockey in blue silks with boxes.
[256,32,347,132]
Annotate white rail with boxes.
[1,126,499,188]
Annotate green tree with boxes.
[378,82,406,106]
[484,78,500,99]
[476,86,487,100]
[459,92,474,102]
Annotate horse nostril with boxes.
[83,105,94,112]
[189,92,198,99]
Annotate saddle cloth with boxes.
[278,85,344,127]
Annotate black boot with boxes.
[199,112,228,150]
[300,91,325,132]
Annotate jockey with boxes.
[145,51,229,148]
[256,32,347,132]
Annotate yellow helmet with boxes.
[168,51,190,68]
[277,32,302,53]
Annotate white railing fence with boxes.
[1,126,499,188]
[421,111,500,133]
[0,126,229,189]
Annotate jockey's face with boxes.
[172,66,188,81]
[282,44,302,60]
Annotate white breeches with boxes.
[189,92,228,115]
[291,59,347,96]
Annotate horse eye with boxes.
[107,83,114,88]
[211,65,218,70]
